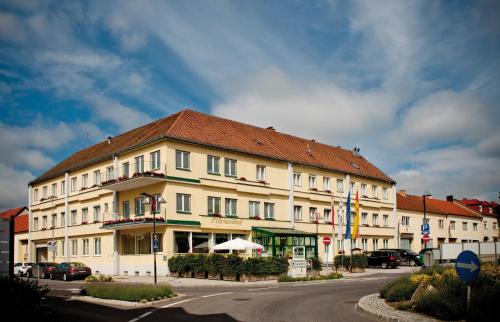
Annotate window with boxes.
[473,223,478,231]
[134,156,144,173]
[123,233,152,255]
[208,196,221,215]
[249,201,260,218]
[382,187,388,199]
[479,205,483,212]
[71,240,78,256]
[60,212,65,227]
[293,173,301,186]
[463,222,468,231]
[174,232,189,253]
[350,182,355,194]
[362,238,368,251]
[207,155,220,174]
[360,183,367,196]
[82,208,88,223]
[450,221,456,230]
[104,203,108,213]
[176,194,191,213]
[123,201,130,219]
[489,207,493,214]
[94,238,101,256]
[294,205,302,221]
[154,233,163,252]
[324,208,331,222]
[33,217,39,230]
[61,240,65,257]
[336,179,343,193]
[484,221,487,229]
[372,214,379,225]
[383,239,389,249]
[322,177,331,191]
[61,180,65,195]
[93,170,101,186]
[106,166,114,181]
[309,207,318,222]
[70,177,77,192]
[151,194,161,213]
[372,185,378,198]
[42,186,48,198]
[71,210,77,225]
[123,162,129,177]
[423,218,430,225]
[401,216,410,226]
[42,216,48,229]
[256,165,266,181]
[224,159,237,176]
[176,150,190,170]
[93,206,101,222]
[309,175,317,189]
[494,222,498,230]
[264,203,275,219]
[51,183,57,196]
[361,212,368,224]
[372,238,379,251]
[150,150,161,170]
[135,198,145,215]
[82,174,88,189]
[34,189,39,201]
[383,214,389,226]
[82,239,89,256]
[225,198,237,216]
[439,219,444,229]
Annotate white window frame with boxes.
[34,189,39,201]
[135,155,144,173]
[373,213,379,225]
[176,194,191,213]
[463,222,467,231]
[224,159,237,177]
[264,202,275,219]
[439,219,444,229]
[249,201,260,218]
[70,177,77,192]
[294,205,302,221]
[382,187,388,199]
[361,212,368,225]
[256,165,266,181]
[293,173,301,186]
[361,184,367,196]
[150,150,161,170]
[383,214,389,226]
[51,183,57,197]
[362,238,368,251]
[324,208,332,222]
[94,205,101,222]
[225,198,237,216]
[60,212,65,227]
[94,238,101,256]
[473,223,478,231]
[372,185,378,198]
[207,155,220,174]
[323,177,331,191]
[82,208,88,223]
[123,162,130,177]
[71,239,78,256]
[176,150,190,170]
[402,216,410,226]
[82,174,88,189]
[60,180,65,195]
[336,179,343,193]
[82,239,89,256]
[94,170,101,186]
[350,182,355,194]
[71,210,77,226]
[450,221,456,230]
[42,186,47,199]
[42,216,47,229]
[106,166,114,181]
[33,217,39,230]
[208,196,221,215]
[309,175,317,189]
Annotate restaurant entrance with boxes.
[251,227,318,259]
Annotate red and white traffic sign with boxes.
[323,236,331,245]
[422,234,431,243]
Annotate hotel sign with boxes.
[210,217,243,225]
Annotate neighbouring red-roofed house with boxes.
[396,191,488,252]
[0,207,29,262]
[461,198,499,241]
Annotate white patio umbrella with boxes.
[212,238,264,252]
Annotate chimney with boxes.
[446,195,454,202]
[352,147,360,156]
[306,143,312,155]
[107,135,112,144]
[398,190,407,196]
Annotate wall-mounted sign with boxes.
[210,217,243,225]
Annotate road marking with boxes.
[67,288,81,292]
[128,291,233,322]
[248,286,279,291]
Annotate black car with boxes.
[381,248,421,266]
[367,250,401,268]
[51,262,91,281]
[28,262,58,279]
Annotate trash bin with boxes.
[422,250,434,269]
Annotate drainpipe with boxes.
[64,172,70,262]
[112,155,119,275]
[392,184,398,249]
[288,162,294,227]
[28,185,32,262]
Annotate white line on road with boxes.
[128,291,233,322]
[248,286,279,292]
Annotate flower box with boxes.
[361,224,369,227]
[82,221,88,225]
[311,220,319,224]
[252,216,261,220]
[80,187,88,191]
[118,175,129,181]
[209,214,222,217]
[93,220,99,223]
[239,177,247,181]
[264,218,275,221]
[309,188,318,192]
[41,228,47,231]
[324,221,333,225]
[372,224,380,227]
[324,190,331,193]
[257,180,266,184]
[101,179,117,185]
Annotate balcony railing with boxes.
[100,163,168,192]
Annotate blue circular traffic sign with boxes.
[455,250,480,283]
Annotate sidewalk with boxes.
[327,266,420,278]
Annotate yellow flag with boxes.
[352,190,360,239]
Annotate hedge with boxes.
[82,283,175,302]
[169,254,289,279]
[334,254,368,269]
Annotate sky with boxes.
[1,0,499,209]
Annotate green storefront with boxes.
[252,227,318,259]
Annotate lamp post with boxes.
[422,191,432,249]
[140,192,166,285]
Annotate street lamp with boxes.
[422,191,432,249]
[140,192,166,285]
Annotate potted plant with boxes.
[210,213,222,217]
[253,216,261,220]
[82,221,88,225]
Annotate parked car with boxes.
[380,248,421,266]
[367,250,401,268]
[14,262,35,276]
[28,262,58,279]
[51,262,91,281]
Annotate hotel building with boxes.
[27,109,397,276]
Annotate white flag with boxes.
[337,196,344,240]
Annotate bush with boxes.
[277,272,342,282]
[380,276,416,302]
[334,255,350,269]
[334,254,367,269]
[82,283,175,302]
[85,275,113,282]
[310,257,322,270]
[351,254,368,268]
[0,277,52,321]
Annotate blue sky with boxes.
[1,0,499,209]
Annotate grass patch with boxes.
[278,272,343,282]
[81,283,175,302]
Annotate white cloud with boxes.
[0,164,33,209]
[0,12,26,43]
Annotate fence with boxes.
[439,241,500,262]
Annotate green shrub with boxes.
[0,277,52,321]
[310,257,322,270]
[223,254,243,278]
[277,272,343,282]
[82,283,175,302]
[379,276,414,301]
[86,275,113,282]
[334,255,350,269]
[351,254,368,268]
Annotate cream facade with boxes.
[28,136,397,276]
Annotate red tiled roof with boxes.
[397,193,482,218]
[461,198,498,217]
[0,207,28,233]
[31,109,393,185]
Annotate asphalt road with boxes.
[39,274,397,322]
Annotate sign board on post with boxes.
[421,234,430,243]
[290,246,307,277]
[421,224,430,235]
[47,241,57,252]
[323,236,331,245]
[456,250,480,311]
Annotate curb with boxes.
[68,293,186,308]
[356,293,441,322]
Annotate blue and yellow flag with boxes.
[345,191,351,239]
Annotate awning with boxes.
[400,233,414,238]
[101,219,200,230]
[252,227,317,237]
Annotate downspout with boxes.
[28,185,32,262]
[392,184,398,249]
[288,162,294,228]
[64,172,70,262]
[113,154,119,275]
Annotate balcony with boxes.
[101,163,167,192]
